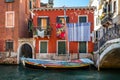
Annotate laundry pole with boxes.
[63,6,69,58]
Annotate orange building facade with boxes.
[32,7,95,60]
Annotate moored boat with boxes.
[21,57,94,69]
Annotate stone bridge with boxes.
[94,24,120,68]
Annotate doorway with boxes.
[20,44,32,58]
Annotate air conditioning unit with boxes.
[5,0,14,3]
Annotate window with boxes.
[37,17,49,29]
[29,0,32,9]
[79,42,87,53]
[103,2,108,13]
[40,41,48,53]
[113,1,116,12]
[58,41,66,55]
[79,16,87,23]
[6,40,13,51]
[96,17,99,26]
[56,16,69,23]
[5,0,14,3]
[108,0,112,13]
[6,11,14,28]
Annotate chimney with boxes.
[48,0,54,8]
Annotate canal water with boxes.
[0,65,120,80]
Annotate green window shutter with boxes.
[79,16,87,23]
[37,17,41,27]
[47,17,50,26]
[66,17,69,23]
[29,1,32,9]
[40,42,47,53]
[58,41,66,54]
[56,17,60,23]
[79,42,86,53]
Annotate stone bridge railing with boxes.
[94,24,120,53]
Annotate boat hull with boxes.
[21,57,94,69]
[24,61,90,69]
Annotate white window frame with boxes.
[39,40,48,54]
[57,16,68,23]
[38,16,49,29]
[5,11,15,28]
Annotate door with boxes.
[58,41,66,55]
[79,42,87,53]
[40,41,47,53]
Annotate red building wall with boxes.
[0,0,39,52]
[33,7,94,54]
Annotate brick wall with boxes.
[0,0,32,52]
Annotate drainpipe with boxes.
[98,31,100,71]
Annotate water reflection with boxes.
[0,65,120,80]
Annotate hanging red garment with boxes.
[60,31,65,39]
[56,23,62,28]
[56,23,65,39]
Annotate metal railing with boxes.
[94,24,120,51]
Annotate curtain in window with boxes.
[41,18,47,29]
[37,17,49,29]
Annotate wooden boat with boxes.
[21,57,94,69]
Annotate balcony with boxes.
[101,13,113,27]
[33,26,52,38]
[94,24,120,52]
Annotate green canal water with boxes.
[0,65,120,80]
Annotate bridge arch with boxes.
[96,43,120,68]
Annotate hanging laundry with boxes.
[37,29,44,38]
[67,22,91,41]
[56,23,62,28]
[60,31,65,39]
[56,23,65,39]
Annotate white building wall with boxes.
[90,0,104,42]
